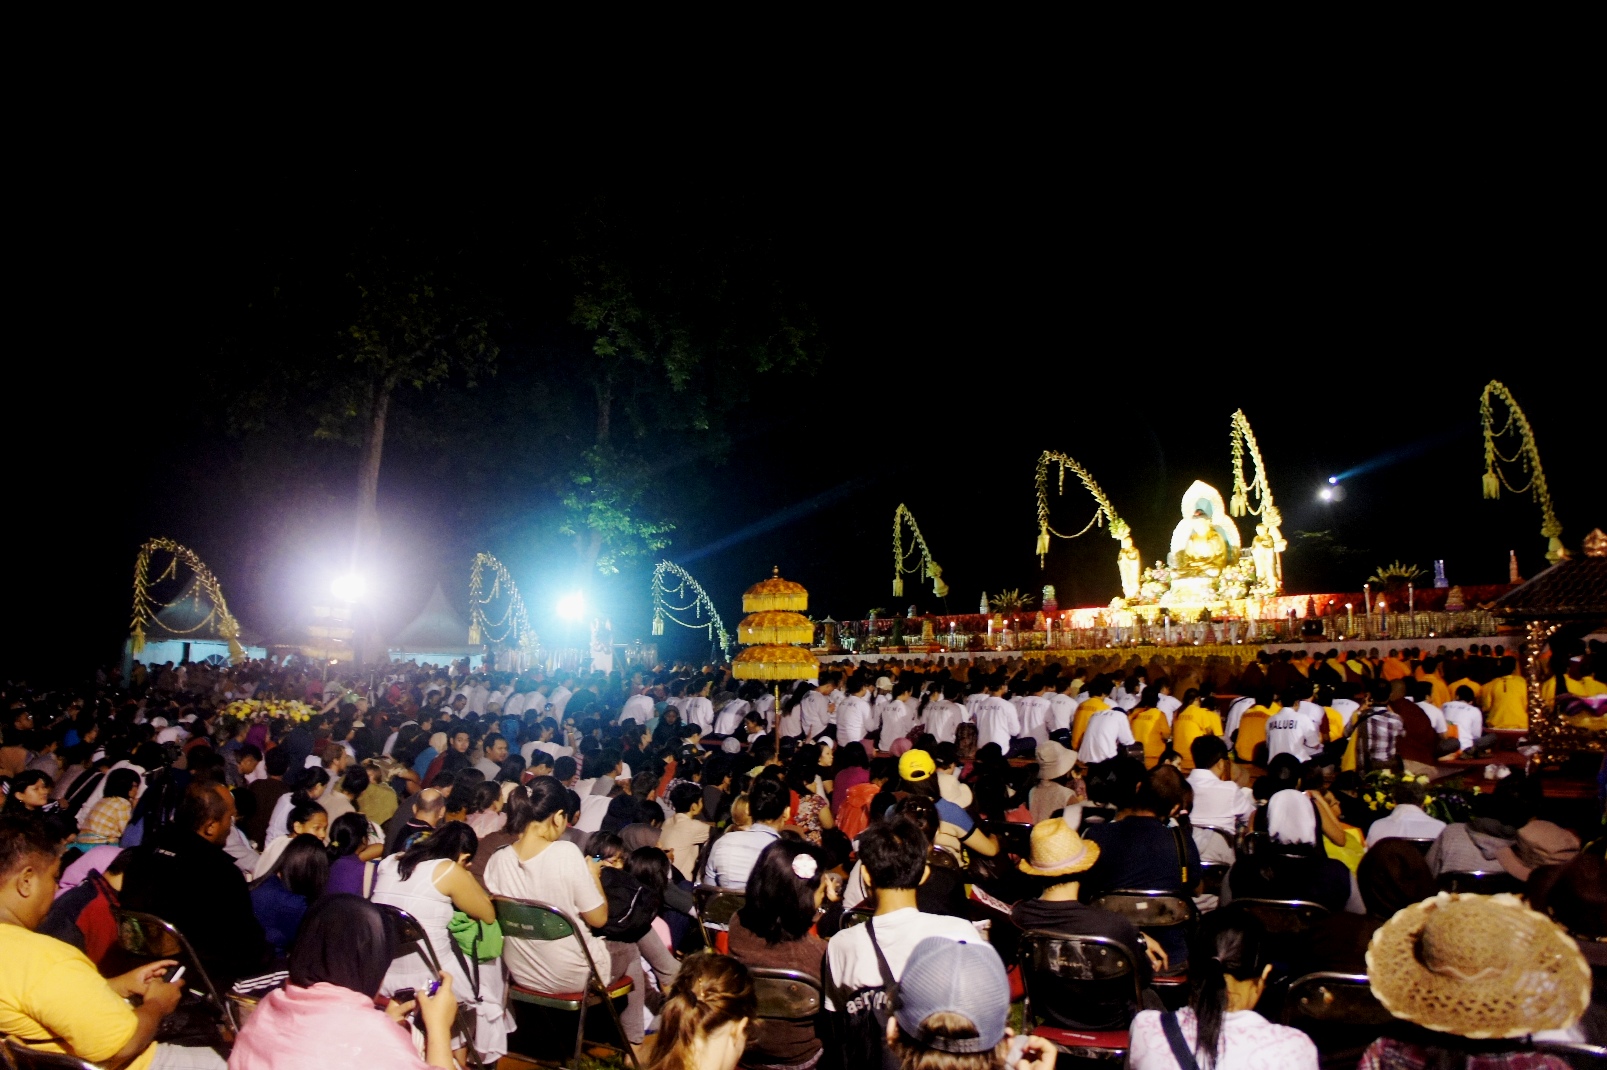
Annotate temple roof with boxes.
[1491,546,1607,620]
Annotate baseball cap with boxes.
[895,937,1009,1053]
[876,676,894,691]
[898,748,936,782]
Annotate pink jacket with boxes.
[228,983,429,1070]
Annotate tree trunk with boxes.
[595,379,612,446]
[354,381,393,564]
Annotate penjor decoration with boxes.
[1033,450,1132,571]
[1481,380,1567,563]
[467,552,538,654]
[650,561,730,657]
[732,568,819,682]
[891,504,949,599]
[1228,409,1286,595]
[129,538,245,664]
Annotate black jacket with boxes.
[119,825,265,986]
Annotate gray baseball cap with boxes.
[894,937,1009,1053]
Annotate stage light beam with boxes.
[332,573,366,602]
[556,592,585,620]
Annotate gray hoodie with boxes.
[1425,817,1517,875]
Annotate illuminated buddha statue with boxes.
[1176,511,1230,577]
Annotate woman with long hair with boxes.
[252,799,328,880]
[323,811,378,898]
[250,834,330,958]
[783,749,835,846]
[1128,911,1316,1070]
[372,821,508,1064]
[229,895,460,1069]
[265,767,329,843]
[726,840,835,1069]
[642,952,756,1070]
[3,769,54,813]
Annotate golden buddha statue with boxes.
[1176,511,1230,577]
[1118,535,1143,599]
[1251,522,1286,592]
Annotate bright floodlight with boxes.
[556,592,585,620]
[1328,476,1339,485]
[332,573,366,602]
[1319,488,1333,501]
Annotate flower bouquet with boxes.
[221,698,319,724]
[1361,769,1477,825]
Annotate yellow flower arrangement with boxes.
[221,698,317,723]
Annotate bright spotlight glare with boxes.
[1328,476,1339,485]
[1319,488,1333,501]
[556,592,585,620]
[332,573,366,602]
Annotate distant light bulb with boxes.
[332,574,365,602]
[1319,488,1333,501]
[1328,476,1339,485]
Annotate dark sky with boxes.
[12,170,1598,674]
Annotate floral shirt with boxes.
[1358,1037,1570,1070]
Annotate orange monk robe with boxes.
[1071,697,1109,751]
[1480,674,1529,730]
[1382,657,1412,682]
[1171,705,1223,772]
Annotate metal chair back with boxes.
[1198,860,1231,899]
[1017,931,1140,1060]
[1193,823,1239,853]
[986,821,1034,858]
[1529,1040,1607,1069]
[2,1039,101,1070]
[839,907,873,929]
[110,908,238,1032]
[1089,890,1198,934]
[1229,897,1329,934]
[692,884,745,948]
[1283,972,1393,1026]
[1394,837,1437,855]
[749,967,823,1022]
[492,895,639,1069]
[1436,870,1522,895]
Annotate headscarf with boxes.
[288,894,396,997]
[1266,789,1317,846]
[1357,839,1436,919]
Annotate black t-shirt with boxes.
[1012,898,1151,1029]
[119,826,266,985]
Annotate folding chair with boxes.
[1282,972,1393,1070]
[1198,860,1231,900]
[2,1039,100,1070]
[1088,890,1197,987]
[692,884,745,952]
[749,967,823,1024]
[1229,898,1329,935]
[985,820,1034,859]
[1193,824,1239,855]
[1436,869,1522,895]
[374,904,487,1069]
[110,909,237,1033]
[838,907,873,929]
[1017,931,1141,1061]
[493,895,639,1070]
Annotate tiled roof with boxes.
[1491,555,1607,619]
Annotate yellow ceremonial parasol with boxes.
[732,570,819,745]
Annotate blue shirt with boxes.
[413,746,439,780]
[249,876,309,958]
[1081,816,1201,964]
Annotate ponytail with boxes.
[644,953,755,1070]
[1189,913,1268,1070]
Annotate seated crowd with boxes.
[0,647,1602,1069]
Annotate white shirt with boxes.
[683,696,715,735]
[1129,1008,1317,1070]
[1415,701,1448,734]
[1186,768,1256,830]
[1224,696,1256,740]
[484,840,608,995]
[1441,700,1483,752]
[1330,698,1360,730]
[1080,708,1136,763]
[1156,693,1183,724]
[547,686,573,718]
[1265,707,1323,761]
[619,693,654,725]
[701,824,782,890]
[1013,694,1052,744]
[973,695,1021,751]
[836,694,875,746]
[713,700,749,736]
[877,697,916,752]
[800,691,833,739]
[924,700,967,744]
[822,907,981,1010]
[964,692,988,720]
[1365,803,1447,847]
[1048,692,1079,734]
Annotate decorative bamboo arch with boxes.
[1034,451,1129,567]
[468,552,538,651]
[892,504,949,599]
[129,538,244,663]
[1481,380,1566,563]
[1228,410,1280,526]
[651,561,730,656]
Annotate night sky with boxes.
[13,172,1598,675]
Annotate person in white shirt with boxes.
[835,676,877,748]
[920,682,968,744]
[1329,692,1362,732]
[972,681,1021,752]
[619,688,654,725]
[702,779,789,889]
[822,816,980,1024]
[799,676,838,740]
[1185,736,1255,863]
[1265,691,1324,763]
[1048,675,1082,734]
[1079,703,1136,763]
[1155,679,1183,725]
[547,679,573,719]
[776,682,806,738]
[963,682,989,721]
[1111,673,1144,711]
[1441,686,1485,753]
[1365,779,1448,846]
[712,691,751,736]
[877,679,916,752]
[1128,911,1318,1070]
[682,680,715,737]
[1414,694,1448,734]
[1223,695,1256,741]
[1012,678,1053,745]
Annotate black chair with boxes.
[1017,931,1139,1061]
[692,884,746,950]
[1,1039,100,1070]
[1282,971,1394,1070]
[1436,870,1522,895]
[1229,898,1329,935]
[110,909,238,1033]
[749,967,823,1023]
[1529,1040,1607,1069]
[1088,890,1197,987]
[376,904,490,1069]
[1198,860,1231,899]
[1193,823,1239,854]
[1392,837,1437,855]
[985,820,1034,859]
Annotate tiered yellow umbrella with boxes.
[732,568,819,683]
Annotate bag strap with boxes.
[865,917,900,1011]
[1170,824,1194,888]
[1159,1010,1201,1070]
[448,920,482,1001]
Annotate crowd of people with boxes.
[0,641,1603,1069]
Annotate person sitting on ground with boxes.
[641,951,756,1070]
[228,894,460,1070]
[1296,839,1435,976]
[1364,775,1447,846]
[250,833,329,959]
[1012,817,1165,1031]
[726,839,836,1069]
[1425,771,1530,876]
[0,813,227,1068]
[1359,891,1588,1069]
[1128,910,1318,1070]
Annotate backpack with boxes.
[595,867,659,942]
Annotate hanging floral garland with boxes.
[1034,451,1129,566]
[1481,381,1566,563]
[468,552,538,651]
[129,538,244,663]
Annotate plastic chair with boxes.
[693,884,746,951]
[2,1039,101,1070]
[1017,931,1140,1060]
[492,895,639,1069]
[748,967,823,1022]
[1282,971,1394,1067]
[1229,898,1329,934]
[1437,870,1522,895]
[110,908,237,1033]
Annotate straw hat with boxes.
[1017,817,1100,878]
[1035,740,1076,781]
[1495,819,1580,881]
[1366,892,1591,1039]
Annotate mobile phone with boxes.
[393,987,417,1004]
[163,965,185,984]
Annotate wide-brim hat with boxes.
[1495,819,1580,881]
[1366,892,1591,1039]
[1018,817,1100,877]
[1036,740,1075,781]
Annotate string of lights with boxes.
[129,538,244,662]
[468,552,538,650]
[650,561,730,655]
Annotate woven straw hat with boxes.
[1017,817,1100,878]
[1366,892,1591,1039]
